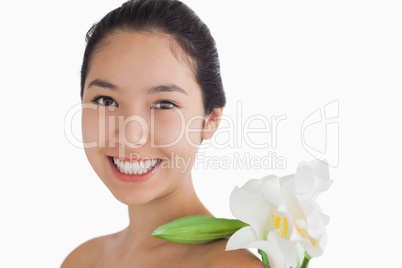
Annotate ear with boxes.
[202,107,223,140]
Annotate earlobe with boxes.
[201,107,223,140]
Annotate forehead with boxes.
[86,31,199,94]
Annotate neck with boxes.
[122,176,212,250]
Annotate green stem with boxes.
[258,249,270,268]
[300,252,312,268]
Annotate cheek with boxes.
[151,110,186,146]
[151,109,204,148]
[82,109,103,172]
[82,109,100,145]
[151,109,203,173]
[82,107,113,147]
[185,115,205,147]
[81,108,114,184]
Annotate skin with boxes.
[61,31,264,267]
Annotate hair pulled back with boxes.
[81,0,225,115]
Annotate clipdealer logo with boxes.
[301,100,339,167]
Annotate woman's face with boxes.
[81,31,214,205]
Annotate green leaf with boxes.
[152,215,249,244]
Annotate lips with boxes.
[108,156,161,182]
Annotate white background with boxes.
[1,0,401,267]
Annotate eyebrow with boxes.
[88,79,119,91]
[87,79,188,96]
[147,84,189,96]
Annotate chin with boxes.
[112,189,159,206]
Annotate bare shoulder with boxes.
[61,234,108,268]
[199,238,265,268]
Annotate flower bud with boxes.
[152,215,249,244]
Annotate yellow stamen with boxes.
[283,217,288,238]
[272,215,281,229]
[271,215,288,239]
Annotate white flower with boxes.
[281,177,329,257]
[226,177,298,268]
[280,159,332,257]
[291,159,333,201]
[226,159,332,266]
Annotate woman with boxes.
[62,0,264,266]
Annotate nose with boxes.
[116,113,149,148]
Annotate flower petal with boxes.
[229,187,273,239]
[298,231,327,257]
[260,174,280,184]
[269,232,298,268]
[227,230,288,268]
[241,178,264,197]
[261,242,287,268]
[225,226,258,250]
[305,209,327,239]
[309,158,330,180]
[228,234,287,268]
[310,159,334,200]
[295,162,315,197]
[279,174,294,185]
[261,176,284,206]
[281,179,305,220]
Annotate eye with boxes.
[151,100,178,110]
[92,95,118,107]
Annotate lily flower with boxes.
[226,159,332,266]
[226,178,298,268]
[290,159,333,201]
[279,159,331,257]
[280,178,329,258]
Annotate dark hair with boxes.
[80,0,225,116]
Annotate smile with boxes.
[112,157,162,175]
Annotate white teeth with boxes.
[132,162,138,175]
[119,161,124,173]
[144,160,150,168]
[124,162,130,174]
[112,157,160,175]
[128,163,133,175]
